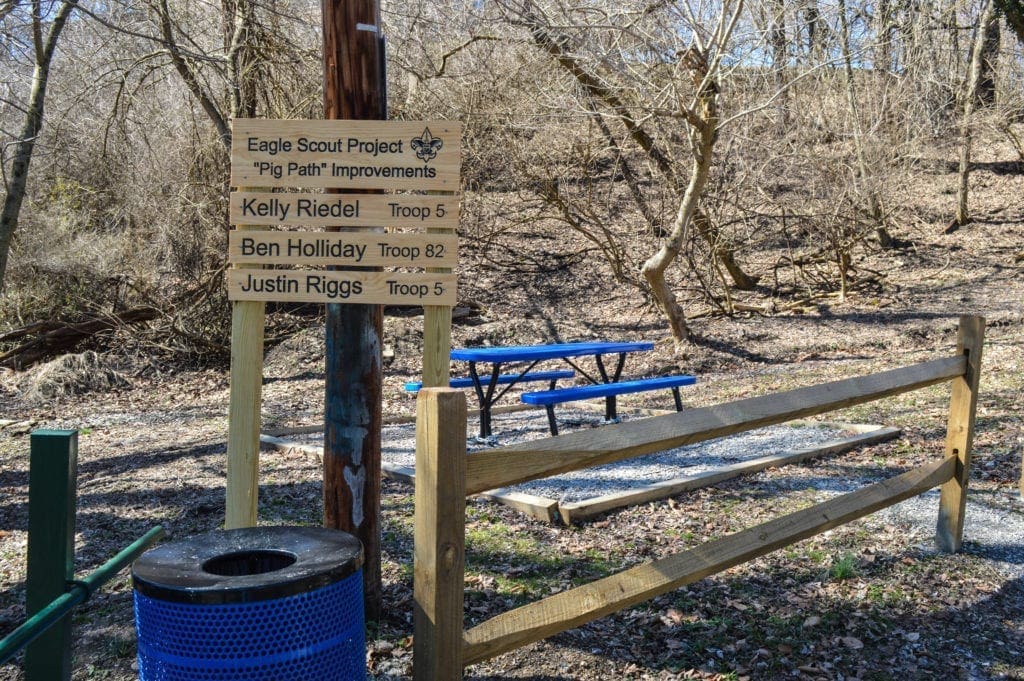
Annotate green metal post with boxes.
[25,430,77,681]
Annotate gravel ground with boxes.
[378,408,849,502]
[383,406,1024,579]
[876,491,1024,579]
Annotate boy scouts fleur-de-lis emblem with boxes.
[411,128,443,162]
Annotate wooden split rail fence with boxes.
[412,315,985,679]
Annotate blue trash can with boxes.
[132,526,365,680]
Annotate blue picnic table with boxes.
[450,341,654,438]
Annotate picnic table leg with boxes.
[468,362,503,439]
[542,377,561,437]
[468,362,488,439]
[544,405,559,436]
[605,396,618,422]
[594,355,610,383]
[594,354,621,422]
[672,387,683,411]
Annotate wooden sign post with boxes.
[224,119,461,607]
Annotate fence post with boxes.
[413,388,466,681]
[25,430,77,681]
[936,315,985,552]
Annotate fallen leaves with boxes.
[660,607,687,626]
[841,636,865,649]
[1,263,1022,681]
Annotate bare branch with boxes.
[156,0,229,145]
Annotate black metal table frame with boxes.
[466,351,631,439]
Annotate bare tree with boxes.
[640,35,744,345]
[0,0,78,291]
[496,0,756,345]
[953,0,997,230]
[837,0,895,250]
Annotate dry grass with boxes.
[19,351,129,406]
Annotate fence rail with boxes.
[0,526,164,666]
[465,354,967,494]
[0,430,164,680]
[413,315,985,679]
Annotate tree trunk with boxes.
[770,0,788,133]
[224,0,260,118]
[874,0,894,73]
[158,0,230,145]
[0,0,77,292]
[641,49,721,347]
[838,0,894,248]
[955,0,996,228]
[977,10,1000,107]
[802,0,823,59]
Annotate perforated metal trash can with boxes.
[132,526,365,681]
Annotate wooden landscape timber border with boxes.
[466,422,901,524]
[412,315,984,679]
[262,417,899,525]
[554,421,900,524]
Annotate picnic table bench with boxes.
[404,369,575,438]
[409,340,696,438]
[449,341,656,438]
[521,374,697,435]
[403,369,575,394]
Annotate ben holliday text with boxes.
[239,237,368,261]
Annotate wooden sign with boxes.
[230,192,460,228]
[228,269,457,305]
[228,231,458,267]
[231,119,461,190]
[223,88,462,545]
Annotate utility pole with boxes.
[321,0,385,620]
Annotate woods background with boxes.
[2,0,1023,366]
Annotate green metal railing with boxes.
[0,430,165,679]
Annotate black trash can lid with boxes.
[132,526,363,604]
